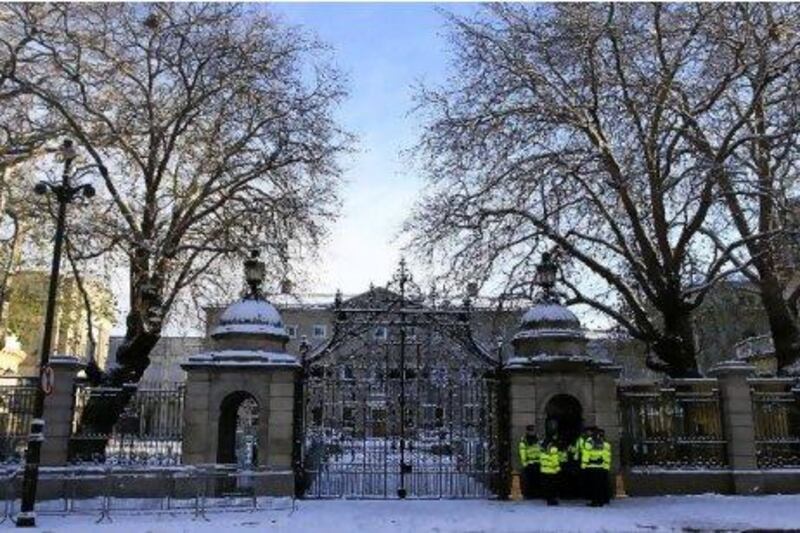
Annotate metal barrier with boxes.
[751,380,800,468]
[0,466,296,524]
[619,380,727,469]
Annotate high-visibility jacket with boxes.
[540,444,562,475]
[569,436,585,462]
[580,439,611,470]
[518,438,541,467]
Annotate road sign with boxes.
[41,365,55,396]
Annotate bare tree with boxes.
[0,4,65,347]
[676,4,800,373]
[407,4,765,377]
[5,2,349,425]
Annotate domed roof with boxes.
[210,298,288,339]
[519,302,581,330]
[512,300,585,347]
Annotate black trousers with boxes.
[575,466,588,499]
[521,464,540,499]
[541,473,559,505]
[562,460,581,499]
[584,468,610,506]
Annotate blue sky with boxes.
[268,3,479,296]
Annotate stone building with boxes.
[107,335,205,383]
[181,253,300,495]
[0,271,115,375]
[205,292,523,361]
[506,294,621,482]
[692,279,770,371]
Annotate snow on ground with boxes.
[4,495,800,532]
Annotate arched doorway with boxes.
[545,394,583,446]
[545,394,584,499]
[217,391,260,467]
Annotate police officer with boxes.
[518,425,541,500]
[570,426,592,498]
[581,427,612,507]
[539,435,562,506]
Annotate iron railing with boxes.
[619,381,727,469]
[69,382,185,465]
[0,381,37,464]
[751,380,800,468]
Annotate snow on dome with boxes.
[211,298,288,338]
[520,302,580,329]
[512,301,585,349]
[185,349,298,368]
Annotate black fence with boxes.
[751,381,800,468]
[0,379,37,464]
[619,380,727,469]
[69,382,185,465]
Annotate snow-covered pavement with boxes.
[4,495,800,532]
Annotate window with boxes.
[435,407,445,428]
[343,407,355,427]
[374,326,388,340]
[313,324,327,339]
[286,325,298,338]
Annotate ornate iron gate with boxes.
[299,263,503,499]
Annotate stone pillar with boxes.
[507,370,535,500]
[508,371,536,473]
[591,372,622,480]
[266,369,295,469]
[41,355,85,465]
[710,361,758,494]
[182,368,213,464]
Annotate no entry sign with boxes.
[41,366,55,396]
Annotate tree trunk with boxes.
[72,249,164,461]
[758,272,800,374]
[650,305,700,378]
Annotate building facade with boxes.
[0,271,115,375]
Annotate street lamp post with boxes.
[534,251,558,302]
[17,139,96,528]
